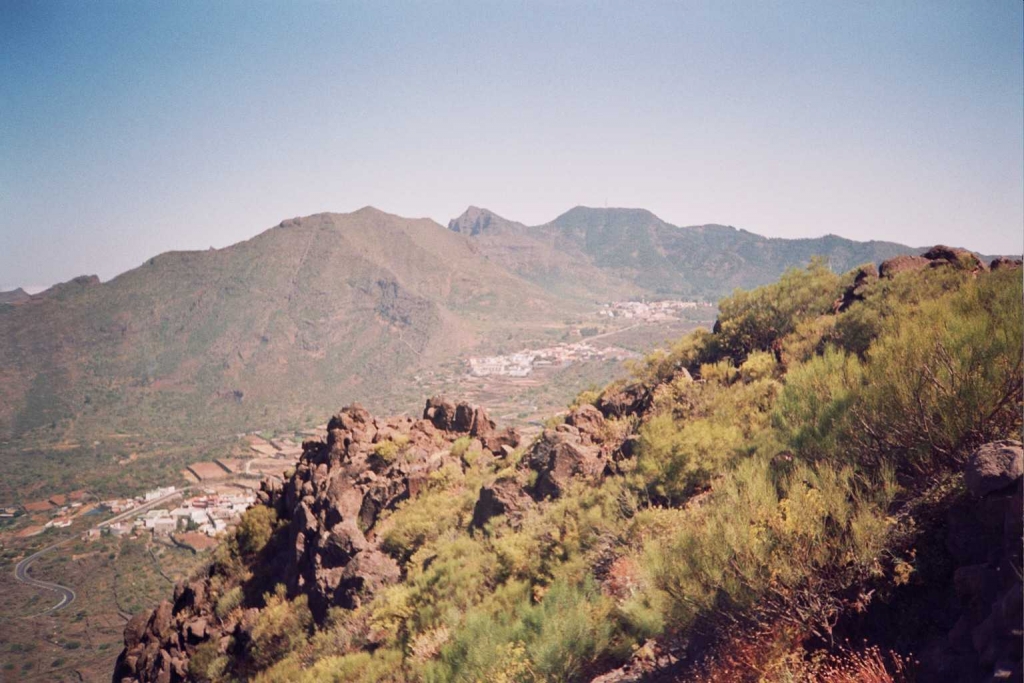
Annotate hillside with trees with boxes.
[115,249,1023,682]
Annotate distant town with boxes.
[469,341,640,378]
[3,432,311,548]
[465,300,711,378]
[598,299,713,321]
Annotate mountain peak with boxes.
[447,206,520,236]
[0,287,30,305]
[552,205,663,225]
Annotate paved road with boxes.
[14,541,76,616]
[12,490,184,616]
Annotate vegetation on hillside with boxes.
[160,260,1024,682]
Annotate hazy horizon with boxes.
[2,1,1022,290]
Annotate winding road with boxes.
[12,490,184,616]
[14,541,77,616]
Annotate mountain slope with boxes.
[450,205,928,299]
[0,208,569,442]
[115,256,1023,683]
[0,287,31,305]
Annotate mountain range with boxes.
[0,205,977,444]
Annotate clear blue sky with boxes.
[2,1,1021,290]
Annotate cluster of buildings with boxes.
[100,485,178,516]
[106,489,256,539]
[8,491,93,534]
[598,299,711,320]
[469,342,638,378]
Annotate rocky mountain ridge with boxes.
[114,247,1022,683]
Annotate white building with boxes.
[144,486,177,502]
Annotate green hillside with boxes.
[0,208,572,444]
[116,252,1023,683]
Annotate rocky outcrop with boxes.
[921,245,987,272]
[116,398,519,683]
[879,245,989,280]
[835,264,878,312]
[879,254,930,279]
[522,404,620,499]
[471,478,534,529]
[990,257,1023,271]
[917,440,1023,682]
[596,384,650,419]
[965,441,1023,498]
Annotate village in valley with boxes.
[467,299,711,379]
[1,432,312,550]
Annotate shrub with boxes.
[215,585,244,620]
[236,505,278,558]
[711,259,841,364]
[644,457,896,640]
[738,350,777,383]
[189,640,229,683]
[380,486,476,563]
[449,436,472,458]
[373,440,400,464]
[425,578,616,683]
[247,585,313,670]
[634,413,744,505]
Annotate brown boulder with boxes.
[565,404,606,440]
[596,384,648,419]
[334,549,400,609]
[879,254,930,278]
[922,245,986,271]
[423,396,457,430]
[185,617,208,642]
[149,600,174,639]
[472,479,534,528]
[525,430,606,499]
[320,520,368,567]
[124,612,150,650]
[965,441,1023,497]
[990,257,1023,271]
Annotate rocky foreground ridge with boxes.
[114,393,644,682]
[114,248,1022,683]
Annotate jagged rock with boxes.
[879,254,930,278]
[990,257,1023,271]
[917,440,1024,682]
[565,403,606,439]
[124,613,150,651]
[525,429,606,499]
[320,521,368,567]
[922,245,986,271]
[965,441,1023,497]
[481,427,521,453]
[596,383,648,419]
[117,397,515,682]
[334,549,400,609]
[185,617,208,642]
[149,601,173,640]
[423,396,457,430]
[472,478,534,528]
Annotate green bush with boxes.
[215,585,244,620]
[373,440,400,465]
[189,640,229,683]
[449,436,472,461]
[634,413,743,504]
[247,585,314,670]
[236,505,278,558]
[710,259,840,364]
[644,457,896,639]
[425,578,616,683]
